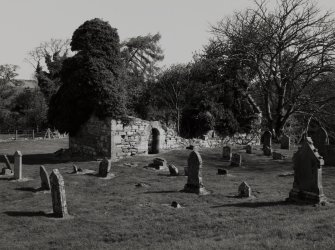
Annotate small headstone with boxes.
[280,134,290,150]
[272,152,285,160]
[14,151,22,180]
[182,151,209,195]
[98,157,111,177]
[168,164,179,176]
[230,153,242,167]
[50,169,69,218]
[1,167,12,175]
[262,130,272,150]
[152,158,168,170]
[3,155,12,170]
[40,165,51,190]
[171,201,181,208]
[263,146,272,156]
[238,181,251,198]
[72,164,78,174]
[217,168,228,175]
[222,146,232,161]
[245,145,252,154]
[288,137,327,204]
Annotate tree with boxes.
[48,18,126,135]
[0,64,19,86]
[211,0,335,138]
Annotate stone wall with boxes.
[69,115,260,161]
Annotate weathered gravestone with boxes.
[152,158,168,170]
[246,145,252,154]
[218,168,228,175]
[40,165,51,190]
[222,146,232,161]
[288,137,327,204]
[1,167,12,175]
[238,181,251,198]
[168,164,179,176]
[310,127,329,156]
[98,157,111,177]
[263,146,272,156]
[50,169,69,218]
[231,153,242,167]
[262,130,272,150]
[280,134,290,150]
[14,151,22,180]
[272,152,285,160]
[3,155,12,170]
[182,151,209,195]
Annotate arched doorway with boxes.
[148,128,160,154]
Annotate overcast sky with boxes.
[1,0,334,79]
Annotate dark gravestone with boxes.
[238,181,251,198]
[98,157,111,177]
[50,169,69,218]
[182,151,209,195]
[272,152,285,160]
[263,146,272,156]
[230,153,242,167]
[246,145,252,154]
[40,165,51,190]
[288,137,327,204]
[280,134,290,150]
[168,164,179,176]
[262,130,272,150]
[217,168,228,175]
[152,158,168,170]
[222,146,232,161]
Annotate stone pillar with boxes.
[14,151,22,180]
[50,169,69,218]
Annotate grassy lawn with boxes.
[1,139,335,249]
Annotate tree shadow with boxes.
[211,200,298,208]
[4,211,53,217]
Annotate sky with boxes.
[1,0,335,79]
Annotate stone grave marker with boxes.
[14,151,22,180]
[288,137,327,204]
[311,127,329,156]
[168,164,179,176]
[218,168,228,175]
[50,169,69,218]
[40,165,51,190]
[182,151,209,195]
[262,130,272,150]
[246,145,252,154]
[1,167,12,175]
[230,153,242,167]
[280,134,290,150]
[3,155,12,170]
[263,146,272,156]
[222,146,232,161]
[98,157,111,177]
[272,152,285,160]
[152,158,168,170]
[238,181,251,198]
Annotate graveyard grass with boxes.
[1,139,335,249]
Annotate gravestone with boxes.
[311,127,329,156]
[98,157,111,177]
[182,151,209,195]
[218,168,228,175]
[152,158,168,170]
[280,134,290,150]
[1,167,12,175]
[222,146,232,161]
[263,146,272,156]
[288,137,327,204]
[238,181,251,198]
[168,164,179,176]
[14,151,22,180]
[3,155,12,170]
[272,152,285,160]
[246,145,252,154]
[262,130,272,150]
[230,153,242,167]
[72,164,78,174]
[50,169,69,218]
[40,165,51,190]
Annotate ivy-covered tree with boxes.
[48,18,126,135]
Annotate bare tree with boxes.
[211,0,335,138]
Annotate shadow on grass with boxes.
[4,211,53,217]
[14,187,48,193]
[211,200,291,208]
[5,154,70,165]
[144,190,180,194]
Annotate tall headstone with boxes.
[311,127,329,156]
[262,130,272,150]
[280,134,290,150]
[222,146,232,161]
[288,137,327,204]
[50,169,69,218]
[98,157,111,177]
[182,151,209,195]
[3,155,12,170]
[14,151,22,180]
[40,165,51,190]
[230,153,242,167]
